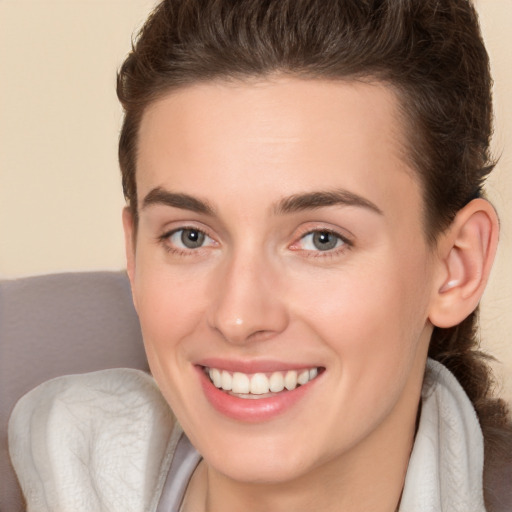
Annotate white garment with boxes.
[399,359,485,512]
[8,369,178,512]
[8,360,485,512]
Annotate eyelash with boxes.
[158,227,353,258]
[158,226,217,256]
[290,228,353,258]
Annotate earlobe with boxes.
[122,207,137,307]
[429,199,499,328]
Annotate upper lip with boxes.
[196,358,322,374]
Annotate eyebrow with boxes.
[141,187,215,215]
[141,186,382,217]
[274,189,383,216]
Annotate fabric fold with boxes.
[400,359,485,512]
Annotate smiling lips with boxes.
[205,366,320,397]
[198,361,324,421]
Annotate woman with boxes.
[9,0,512,510]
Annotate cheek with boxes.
[132,263,212,423]
[132,255,209,371]
[294,250,432,382]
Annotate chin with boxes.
[208,451,311,485]
[194,426,323,484]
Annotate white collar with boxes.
[400,359,485,511]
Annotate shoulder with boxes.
[8,368,175,445]
[8,369,177,512]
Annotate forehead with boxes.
[138,77,407,166]
[136,77,422,226]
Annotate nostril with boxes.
[246,330,279,343]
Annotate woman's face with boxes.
[125,78,437,484]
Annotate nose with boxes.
[207,251,289,345]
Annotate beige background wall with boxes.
[1,0,511,401]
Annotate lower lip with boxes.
[197,367,321,422]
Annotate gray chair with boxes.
[0,272,148,512]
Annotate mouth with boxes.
[203,366,323,399]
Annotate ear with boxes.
[122,207,138,309]
[428,198,499,328]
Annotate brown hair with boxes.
[117,0,512,507]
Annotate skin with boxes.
[123,77,497,512]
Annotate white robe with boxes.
[8,360,485,512]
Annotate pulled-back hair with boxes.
[117,0,512,507]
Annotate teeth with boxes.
[250,373,270,394]
[269,372,285,392]
[206,366,320,396]
[284,370,297,390]
[209,368,222,388]
[221,371,232,391]
[232,372,250,394]
[297,369,309,385]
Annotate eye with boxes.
[166,228,216,250]
[297,230,347,252]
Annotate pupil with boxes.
[313,231,337,251]
[181,229,204,248]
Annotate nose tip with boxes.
[212,314,283,345]
[207,258,288,345]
